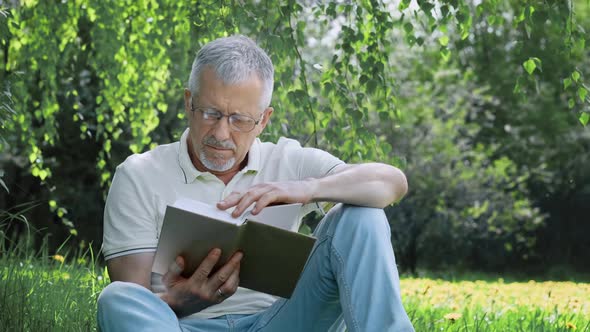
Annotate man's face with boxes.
[184,67,272,175]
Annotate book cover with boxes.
[152,199,317,298]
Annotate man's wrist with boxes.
[304,177,321,203]
[158,292,211,318]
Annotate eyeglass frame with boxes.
[190,101,264,133]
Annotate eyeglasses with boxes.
[191,105,263,133]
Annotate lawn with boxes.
[1,255,588,331]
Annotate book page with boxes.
[172,198,242,225]
[245,203,302,231]
[172,198,303,230]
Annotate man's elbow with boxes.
[383,165,408,206]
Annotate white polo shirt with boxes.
[102,128,344,319]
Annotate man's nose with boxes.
[211,116,232,141]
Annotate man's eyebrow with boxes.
[202,105,253,117]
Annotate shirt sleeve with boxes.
[297,146,345,180]
[102,161,159,260]
[290,142,345,217]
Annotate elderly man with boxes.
[97,35,414,332]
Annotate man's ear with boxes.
[257,107,274,133]
[184,89,192,120]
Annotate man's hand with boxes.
[217,180,318,217]
[159,248,242,317]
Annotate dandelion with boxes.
[566,322,577,330]
[53,254,65,263]
[444,312,462,322]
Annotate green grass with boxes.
[1,253,588,331]
[0,255,108,331]
[400,277,589,331]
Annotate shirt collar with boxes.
[177,128,261,184]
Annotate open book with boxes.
[152,198,317,298]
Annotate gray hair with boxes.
[188,35,274,110]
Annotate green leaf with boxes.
[438,35,449,47]
[526,5,535,18]
[579,112,589,126]
[403,22,413,33]
[571,71,581,83]
[578,87,588,102]
[440,48,451,62]
[398,0,411,11]
[568,98,575,109]
[298,223,312,235]
[563,78,572,89]
[523,59,536,75]
[513,80,521,94]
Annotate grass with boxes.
[400,277,589,331]
[0,254,108,331]
[1,255,588,332]
[0,207,108,332]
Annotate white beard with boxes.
[199,149,236,172]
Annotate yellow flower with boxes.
[444,312,462,322]
[566,322,577,330]
[53,254,65,263]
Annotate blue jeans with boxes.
[97,204,414,331]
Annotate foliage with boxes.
[0,0,588,271]
[382,44,544,271]
[442,0,590,269]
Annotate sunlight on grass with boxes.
[401,278,590,331]
[0,255,109,331]
[1,254,589,331]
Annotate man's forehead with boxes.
[196,69,264,111]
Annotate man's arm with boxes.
[218,162,408,217]
[107,253,155,289]
[309,163,408,208]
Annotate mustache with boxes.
[203,136,236,150]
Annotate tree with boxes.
[0,0,587,272]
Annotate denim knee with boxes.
[97,281,143,312]
[329,204,392,244]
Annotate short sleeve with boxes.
[102,162,159,260]
[292,144,345,217]
[297,147,344,180]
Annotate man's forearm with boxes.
[308,163,408,209]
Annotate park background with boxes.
[0,0,589,331]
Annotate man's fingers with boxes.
[217,263,241,300]
[232,187,273,217]
[208,251,243,290]
[162,256,184,286]
[217,191,242,210]
[190,248,222,282]
[251,192,278,215]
